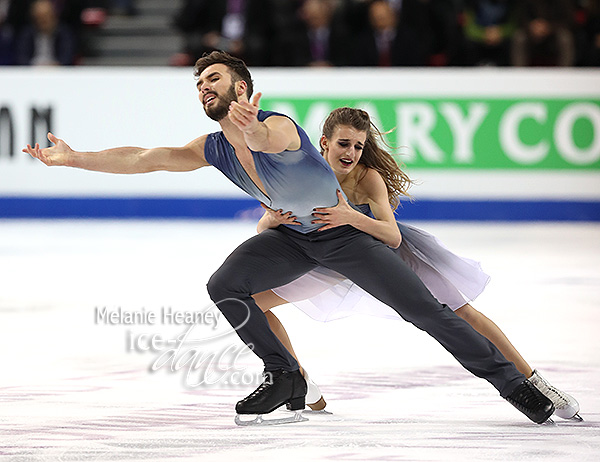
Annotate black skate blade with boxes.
[568,413,584,422]
[541,417,555,426]
[235,411,308,426]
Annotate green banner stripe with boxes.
[262,98,600,170]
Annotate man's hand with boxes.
[312,190,360,231]
[22,132,72,166]
[228,82,262,135]
[228,83,299,153]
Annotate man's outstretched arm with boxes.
[23,133,209,173]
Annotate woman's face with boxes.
[322,125,367,176]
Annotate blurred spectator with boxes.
[401,0,462,66]
[6,0,95,57]
[336,0,371,38]
[4,0,30,32]
[259,0,304,65]
[460,0,518,66]
[341,0,460,66]
[574,0,600,65]
[111,0,135,17]
[271,0,350,66]
[586,1,600,65]
[0,0,15,64]
[5,0,582,68]
[352,0,427,66]
[511,0,575,66]
[15,0,77,65]
[172,0,271,66]
[6,0,86,32]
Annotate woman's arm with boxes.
[257,204,301,233]
[312,170,402,248]
[23,133,209,173]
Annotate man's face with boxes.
[196,63,239,122]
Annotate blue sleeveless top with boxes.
[355,203,372,216]
[204,110,343,233]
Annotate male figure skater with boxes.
[24,51,553,424]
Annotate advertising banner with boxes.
[262,98,600,170]
[0,68,599,220]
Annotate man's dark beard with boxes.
[205,84,238,121]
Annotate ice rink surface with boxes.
[1,219,599,461]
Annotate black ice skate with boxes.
[234,369,308,426]
[505,379,555,424]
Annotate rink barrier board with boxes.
[0,197,598,221]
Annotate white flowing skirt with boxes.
[272,223,491,322]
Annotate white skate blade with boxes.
[302,409,333,415]
[286,407,333,416]
[235,411,308,426]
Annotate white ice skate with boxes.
[305,373,327,411]
[529,369,582,421]
[285,372,328,413]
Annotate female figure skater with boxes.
[252,107,580,420]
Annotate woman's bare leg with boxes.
[457,304,581,418]
[253,290,327,410]
[252,289,289,314]
[455,303,533,378]
[252,290,303,374]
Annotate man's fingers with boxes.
[230,100,255,115]
[23,144,47,162]
[251,92,262,108]
[228,107,254,131]
[229,102,255,124]
[233,82,261,110]
[227,107,243,125]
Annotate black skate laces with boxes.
[241,383,271,402]
[508,381,548,412]
[238,371,280,403]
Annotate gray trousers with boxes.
[207,225,525,397]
